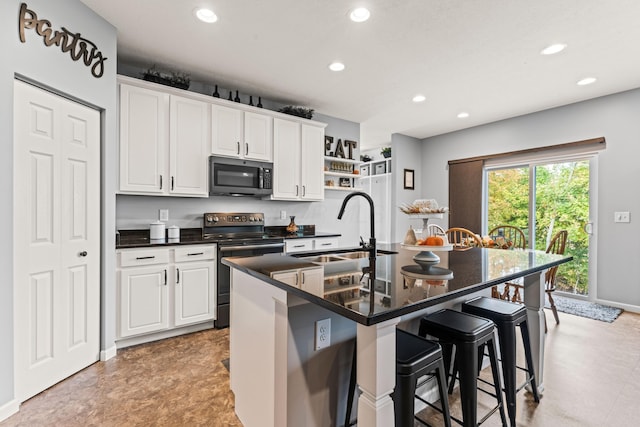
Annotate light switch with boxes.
[159,209,169,222]
[614,211,630,223]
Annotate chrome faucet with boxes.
[338,191,377,311]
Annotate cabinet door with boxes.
[119,84,169,194]
[271,270,300,288]
[174,261,215,326]
[211,104,243,158]
[272,118,301,199]
[169,95,209,196]
[118,265,169,338]
[244,111,273,161]
[299,267,324,296]
[301,124,325,200]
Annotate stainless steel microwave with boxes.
[209,156,273,197]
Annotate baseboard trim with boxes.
[100,344,117,361]
[594,298,640,314]
[0,399,19,423]
[115,322,214,349]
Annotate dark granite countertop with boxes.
[222,244,573,326]
[116,227,341,249]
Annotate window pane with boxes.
[487,167,530,242]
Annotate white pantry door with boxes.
[13,80,100,401]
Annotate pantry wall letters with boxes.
[18,2,107,78]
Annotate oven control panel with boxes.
[204,212,264,227]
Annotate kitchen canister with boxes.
[168,225,180,240]
[150,221,166,240]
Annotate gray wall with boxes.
[419,88,640,310]
[1,0,117,409]
[116,113,363,247]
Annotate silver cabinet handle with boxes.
[187,252,204,256]
[79,251,88,257]
[296,185,299,196]
[164,269,167,286]
[320,242,332,246]
[171,176,174,191]
[176,268,180,284]
[136,256,155,260]
[159,175,163,190]
[245,142,249,156]
[301,272,306,284]
[293,244,305,248]
[237,141,240,155]
[302,186,306,197]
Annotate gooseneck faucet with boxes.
[338,191,377,311]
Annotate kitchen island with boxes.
[223,245,572,427]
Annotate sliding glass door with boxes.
[486,158,593,297]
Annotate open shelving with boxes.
[323,156,362,191]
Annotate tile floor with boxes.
[2,309,640,426]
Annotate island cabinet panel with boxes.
[272,118,325,201]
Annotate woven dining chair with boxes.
[510,230,568,331]
[445,227,482,249]
[487,225,527,299]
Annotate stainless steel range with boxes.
[203,213,285,328]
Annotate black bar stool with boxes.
[344,330,453,427]
[419,309,507,427]
[394,328,452,427]
[461,297,540,427]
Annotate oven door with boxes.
[216,241,285,328]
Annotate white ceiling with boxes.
[81,0,640,149]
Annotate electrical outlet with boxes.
[280,210,287,220]
[614,211,630,223]
[315,318,331,350]
[159,209,169,222]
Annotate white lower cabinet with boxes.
[285,237,340,253]
[117,245,216,343]
[271,266,324,296]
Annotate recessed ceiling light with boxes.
[329,62,345,72]
[412,94,426,103]
[577,77,597,86]
[541,43,567,55]
[195,8,218,23]
[350,7,370,22]
[457,112,469,118]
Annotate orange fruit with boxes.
[425,236,444,246]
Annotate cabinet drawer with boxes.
[314,238,339,251]
[119,248,169,267]
[174,245,216,262]
[285,239,314,253]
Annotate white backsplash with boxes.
[116,191,370,248]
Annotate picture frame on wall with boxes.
[404,169,415,190]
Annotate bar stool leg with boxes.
[395,373,418,427]
[487,338,508,427]
[344,342,357,427]
[435,358,453,427]
[519,320,540,402]
[497,324,517,426]
[457,341,479,427]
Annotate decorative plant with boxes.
[381,147,391,158]
[142,65,190,89]
[278,105,314,119]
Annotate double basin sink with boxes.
[300,249,396,264]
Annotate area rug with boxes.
[547,294,622,323]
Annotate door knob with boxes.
[79,251,88,257]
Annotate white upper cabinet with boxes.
[118,79,209,197]
[272,118,325,201]
[169,95,209,196]
[119,83,169,194]
[211,105,273,162]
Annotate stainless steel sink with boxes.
[303,255,347,263]
[337,251,370,259]
[303,250,392,264]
